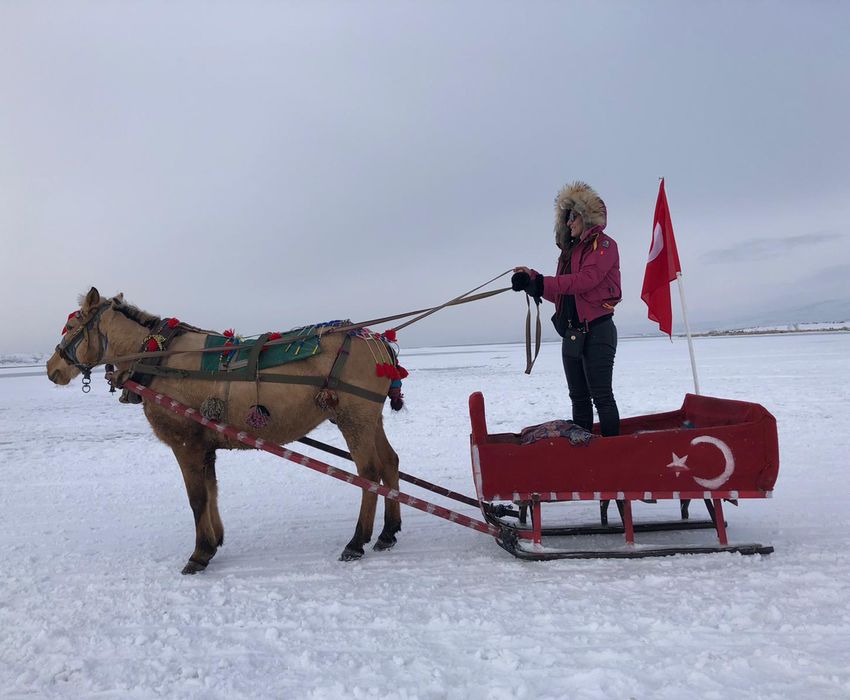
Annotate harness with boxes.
[121,330,388,404]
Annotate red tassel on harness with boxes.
[61,310,80,335]
[221,329,235,359]
[145,338,160,352]
[396,365,409,379]
[382,329,397,342]
[166,318,180,328]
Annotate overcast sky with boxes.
[1,1,848,354]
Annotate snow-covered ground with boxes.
[2,333,849,699]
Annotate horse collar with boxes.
[120,318,185,403]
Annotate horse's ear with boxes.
[82,287,101,313]
[113,292,124,306]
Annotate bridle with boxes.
[55,302,111,392]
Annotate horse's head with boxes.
[47,287,114,387]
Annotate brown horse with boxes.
[46,287,403,573]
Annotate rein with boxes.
[524,294,542,375]
[63,270,545,398]
[108,273,516,366]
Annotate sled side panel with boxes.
[470,393,779,501]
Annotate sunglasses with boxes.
[567,210,580,224]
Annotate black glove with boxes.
[511,272,544,300]
[511,271,531,291]
[529,274,544,299]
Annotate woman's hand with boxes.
[511,267,544,299]
[511,270,532,291]
[511,266,532,292]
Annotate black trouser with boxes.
[562,316,620,437]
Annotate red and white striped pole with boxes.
[119,379,516,540]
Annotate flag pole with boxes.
[675,271,701,395]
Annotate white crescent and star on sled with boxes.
[665,435,735,489]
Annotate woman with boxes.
[512,181,622,436]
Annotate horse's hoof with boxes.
[181,559,208,575]
[373,534,397,551]
[339,547,364,562]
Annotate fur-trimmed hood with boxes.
[554,181,607,249]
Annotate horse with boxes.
[46,287,404,573]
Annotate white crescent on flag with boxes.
[647,222,664,263]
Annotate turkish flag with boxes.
[641,179,682,337]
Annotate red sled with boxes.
[469,392,779,560]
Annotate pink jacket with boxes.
[533,226,622,324]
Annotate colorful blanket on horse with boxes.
[119,317,405,408]
[201,320,349,373]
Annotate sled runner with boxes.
[470,392,779,560]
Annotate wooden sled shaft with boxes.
[120,380,511,541]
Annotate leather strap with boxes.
[393,270,513,333]
[245,333,270,378]
[125,359,387,403]
[259,373,386,403]
[324,334,353,391]
[110,285,511,365]
[524,294,542,375]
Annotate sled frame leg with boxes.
[712,498,728,545]
[531,495,542,545]
[622,500,635,544]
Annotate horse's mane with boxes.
[108,296,214,335]
[111,299,162,330]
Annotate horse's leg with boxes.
[336,409,381,561]
[373,418,402,551]
[205,450,224,548]
[173,441,220,574]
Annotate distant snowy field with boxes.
[2,334,849,699]
[698,321,850,336]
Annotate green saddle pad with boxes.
[201,328,323,373]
